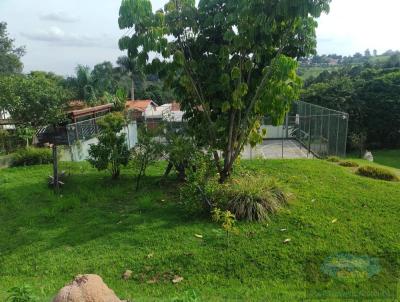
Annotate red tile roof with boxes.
[125,100,158,112]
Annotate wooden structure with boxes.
[69,103,113,123]
[37,103,113,146]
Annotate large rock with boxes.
[53,274,122,302]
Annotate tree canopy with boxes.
[301,65,400,149]
[0,22,25,75]
[0,72,70,127]
[119,0,331,181]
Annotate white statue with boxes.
[363,150,374,162]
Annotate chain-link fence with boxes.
[263,101,349,158]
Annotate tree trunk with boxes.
[52,144,59,191]
[163,162,174,179]
[131,75,135,101]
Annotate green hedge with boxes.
[11,147,53,167]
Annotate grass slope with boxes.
[0,160,399,301]
[373,149,400,169]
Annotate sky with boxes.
[1,0,400,76]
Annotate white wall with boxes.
[62,121,138,162]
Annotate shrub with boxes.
[180,162,289,222]
[338,161,359,168]
[356,166,399,182]
[11,147,52,167]
[221,176,289,222]
[131,125,164,190]
[179,152,216,215]
[326,156,341,163]
[88,113,130,179]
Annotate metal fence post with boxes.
[335,115,340,156]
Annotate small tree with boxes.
[163,126,200,181]
[131,125,164,191]
[16,126,35,148]
[88,113,130,179]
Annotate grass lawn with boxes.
[0,159,399,301]
[373,149,400,169]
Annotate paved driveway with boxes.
[242,140,314,159]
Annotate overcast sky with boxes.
[1,0,399,76]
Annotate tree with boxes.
[0,72,70,190]
[364,49,371,58]
[373,49,378,56]
[88,113,130,179]
[116,56,145,100]
[91,61,120,97]
[0,22,25,75]
[131,125,164,190]
[119,0,330,182]
[73,65,96,102]
[301,65,400,149]
[1,72,68,127]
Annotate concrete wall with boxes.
[0,154,12,168]
[62,121,138,162]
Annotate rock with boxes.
[122,270,133,280]
[53,274,122,302]
[363,151,374,162]
[172,275,184,284]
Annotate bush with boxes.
[179,152,217,215]
[88,113,130,179]
[220,176,289,222]
[326,156,341,163]
[11,147,52,167]
[356,166,399,182]
[338,161,359,168]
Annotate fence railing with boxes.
[263,101,349,158]
[66,117,100,145]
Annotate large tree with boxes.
[119,0,330,182]
[0,72,69,127]
[0,22,25,75]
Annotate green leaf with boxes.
[174,50,185,66]
[231,67,241,80]
[221,102,231,113]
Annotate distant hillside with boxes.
[298,51,399,80]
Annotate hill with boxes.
[0,159,399,301]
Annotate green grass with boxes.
[298,66,341,80]
[0,160,399,301]
[373,149,400,169]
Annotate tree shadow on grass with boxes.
[0,171,206,257]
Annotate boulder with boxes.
[53,274,122,302]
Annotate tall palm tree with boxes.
[75,65,96,102]
[116,56,144,101]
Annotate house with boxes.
[125,100,184,124]
[125,100,159,120]
[0,109,15,130]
